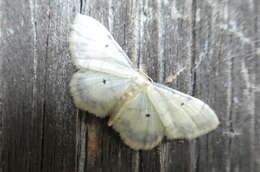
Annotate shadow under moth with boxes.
[69,13,220,150]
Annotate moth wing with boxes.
[111,89,164,150]
[148,83,219,139]
[70,70,132,117]
[70,14,135,74]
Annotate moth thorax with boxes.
[133,74,150,87]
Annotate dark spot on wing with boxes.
[105,44,109,48]
[107,35,112,40]
[145,114,151,118]
[181,102,185,106]
[102,79,106,84]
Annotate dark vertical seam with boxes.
[228,54,234,172]
[75,111,79,172]
[40,99,46,172]
[40,1,51,171]
[191,0,197,97]
[124,1,128,54]
[137,5,141,69]
[227,3,234,171]
[191,1,198,172]
[195,143,200,172]
[162,18,167,82]
[80,0,83,13]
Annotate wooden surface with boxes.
[0,0,259,172]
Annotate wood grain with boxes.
[1,0,259,172]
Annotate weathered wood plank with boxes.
[1,0,260,172]
[194,0,260,172]
[39,1,79,171]
[1,0,46,171]
[1,0,78,171]
[194,1,233,171]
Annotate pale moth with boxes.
[69,13,220,150]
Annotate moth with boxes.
[69,13,220,150]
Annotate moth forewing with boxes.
[69,14,134,70]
